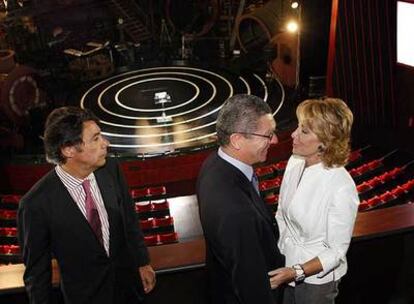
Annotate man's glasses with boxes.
[238,131,276,141]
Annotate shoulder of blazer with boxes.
[21,169,60,200]
[202,152,248,182]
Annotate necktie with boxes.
[82,179,103,245]
[252,173,260,194]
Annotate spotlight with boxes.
[286,21,299,33]
[291,1,299,9]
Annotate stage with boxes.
[80,65,288,155]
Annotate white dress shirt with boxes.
[276,155,359,285]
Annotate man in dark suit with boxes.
[197,94,285,304]
[18,107,155,304]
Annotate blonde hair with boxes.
[296,98,353,168]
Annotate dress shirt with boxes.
[218,148,255,182]
[276,155,359,285]
[56,166,110,256]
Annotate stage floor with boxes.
[80,65,289,155]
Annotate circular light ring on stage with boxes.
[115,77,201,112]
[86,76,261,130]
[82,67,233,121]
[103,121,217,138]
[101,71,220,118]
[100,73,271,139]
[80,66,285,152]
[109,133,216,149]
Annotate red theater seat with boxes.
[357,182,372,193]
[0,227,17,237]
[255,165,274,179]
[144,235,158,246]
[130,188,149,199]
[259,177,282,192]
[151,200,169,211]
[401,180,414,191]
[264,194,278,205]
[0,210,17,220]
[1,195,21,204]
[349,159,383,177]
[148,186,167,197]
[153,216,174,227]
[366,196,383,208]
[139,219,153,230]
[135,201,152,213]
[0,245,20,255]
[158,232,178,244]
[358,201,370,211]
[273,160,288,172]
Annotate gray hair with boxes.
[216,94,272,146]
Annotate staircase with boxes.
[105,0,152,44]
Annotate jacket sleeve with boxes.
[18,196,52,304]
[317,182,359,277]
[113,160,150,267]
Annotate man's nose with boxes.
[102,137,110,147]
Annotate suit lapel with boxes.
[217,155,273,226]
[246,181,273,226]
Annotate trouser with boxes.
[282,280,340,304]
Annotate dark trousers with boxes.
[283,281,339,304]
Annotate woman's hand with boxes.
[268,267,296,289]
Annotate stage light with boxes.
[286,21,299,33]
[291,1,299,9]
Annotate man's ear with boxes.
[229,133,242,150]
[61,145,75,159]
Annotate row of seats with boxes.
[0,185,177,265]
[130,186,167,201]
[255,147,414,214]
[359,179,414,211]
[131,186,178,247]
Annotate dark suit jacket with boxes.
[197,152,285,304]
[18,158,149,304]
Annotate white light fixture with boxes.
[286,21,299,33]
[291,1,299,9]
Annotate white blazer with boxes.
[276,155,359,285]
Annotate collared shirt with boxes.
[218,148,255,182]
[276,155,359,285]
[55,166,110,256]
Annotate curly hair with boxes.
[296,98,354,168]
[43,107,99,164]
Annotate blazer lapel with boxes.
[218,155,274,226]
[247,183,273,226]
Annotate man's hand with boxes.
[268,267,296,289]
[139,264,156,293]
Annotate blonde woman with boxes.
[269,98,359,304]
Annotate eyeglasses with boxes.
[238,131,276,141]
